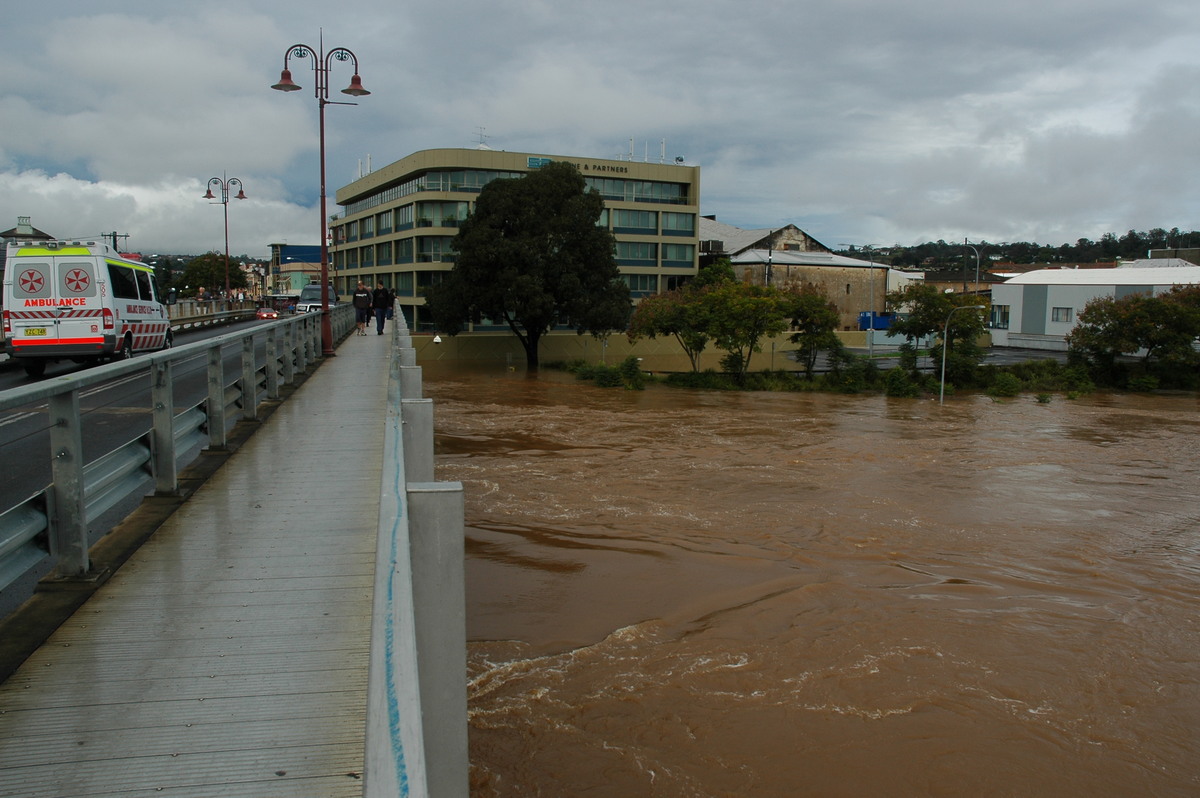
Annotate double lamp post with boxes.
[271,35,370,356]
[202,175,246,300]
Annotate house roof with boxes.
[0,224,53,240]
[1118,258,1195,269]
[699,217,776,253]
[731,248,882,269]
[1005,266,1200,286]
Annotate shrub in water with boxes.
[987,372,1023,398]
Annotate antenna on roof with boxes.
[475,126,492,149]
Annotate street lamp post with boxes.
[202,174,246,299]
[271,33,370,356]
[939,304,987,405]
[964,239,981,296]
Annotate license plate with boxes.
[24,328,46,336]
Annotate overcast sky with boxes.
[2,0,1198,257]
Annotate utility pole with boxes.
[106,231,129,252]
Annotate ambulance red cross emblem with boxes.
[65,269,90,293]
[19,270,44,293]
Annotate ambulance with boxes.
[2,240,172,377]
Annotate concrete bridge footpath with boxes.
[0,320,466,797]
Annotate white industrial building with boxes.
[990,265,1200,350]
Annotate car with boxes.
[256,306,280,320]
[295,283,339,313]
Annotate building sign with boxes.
[528,156,630,174]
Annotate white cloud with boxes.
[2,0,1200,254]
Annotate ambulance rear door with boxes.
[5,250,107,356]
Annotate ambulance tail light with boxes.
[2,310,10,336]
[102,308,115,330]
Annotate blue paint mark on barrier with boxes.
[383,417,411,796]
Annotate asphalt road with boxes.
[0,320,271,501]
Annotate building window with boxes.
[661,243,694,267]
[376,242,391,267]
[346,220,359,242]
[623,273,657,296]
[991,304,1010,329]
[396,204,414,230]
[361,216,375,240]
[416,201,469,228]
[377,209,393,234]
[613,209,657,233]
[416,271,444,288]
[417,236,456,262]
[616,241,656,266]
[397,272,414,295]
[1051,307,1073,323]
[662,212,695,236]
[396,239,414,264]
[360,245,374,268]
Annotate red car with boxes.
[256,306,280,320]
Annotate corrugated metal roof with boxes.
[731,248,881,269]
[1005,266,1200,285]
[1118,258,1196,269]
[698,217,773,253]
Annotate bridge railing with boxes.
[364,314,468,798]
[0,305,354,599]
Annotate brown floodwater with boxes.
[423,362,1200,797]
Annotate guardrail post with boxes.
[408,481,468,798]
[151,359,178,494]
[282,324,296,385]
[400,398,434,482]
[265,328,281,399]
[48,391,89,576]
[296,319,310,372]
[241,337,257,421]
[207,344,227,449]
[399,366,423,399]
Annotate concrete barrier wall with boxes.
[365,314,468,798]
[409,329,992,373]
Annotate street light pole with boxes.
[939,304,987,405]
[964,239,981,296]
[271,32,370,356]
[202,174,246,299]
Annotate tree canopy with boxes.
[171,252,248,297]
[786,284,841,378]
[627,261,735,372]
[1066,286,1200,383]
[423,161,631,369]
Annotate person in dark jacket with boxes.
[352,281,372,336]
[371,281,394,336]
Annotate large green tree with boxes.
[172,252,248,297]
[626,260,735,372]
[1067,288,1200,379]
[705,281,794,381]
[424,161,631,369]
[786,284,841,379]
[886,283,987,384]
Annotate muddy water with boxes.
[424,363,1200,797]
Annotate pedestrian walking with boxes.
[371,281,394,335]
[352,281,373,336]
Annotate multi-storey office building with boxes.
[330,148,702,331]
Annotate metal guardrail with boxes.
[0,305,355,598]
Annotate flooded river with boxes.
[423,363,1200,797]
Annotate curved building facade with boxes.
[330,148,701,331]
